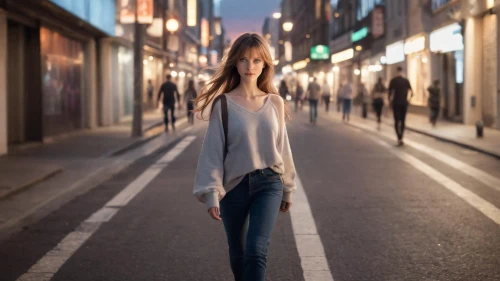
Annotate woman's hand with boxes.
[208,207,222,221]
[280,201,292,212]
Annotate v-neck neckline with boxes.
[225,94,271,115]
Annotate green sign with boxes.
[310,45,329,60]
[351,27,368,42]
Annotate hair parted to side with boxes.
[193,32,291,122]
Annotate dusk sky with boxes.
[221,0,281,42]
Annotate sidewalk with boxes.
[348,104,500,159]
[398,113,500,159]
[0,108,184,200]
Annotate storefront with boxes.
[430,23,464,120]
[143,54,163,110]
[385,40,405,80]
[1,0,115,155]
[330,48,354,97]
[40,27,85,137]
[113,45,134,121]
[462,0,499,128]
[360,53,384,94]
[404,34,431,107]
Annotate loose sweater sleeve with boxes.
[193,101,225,210]
[273,95,296,202]
[281,124,296,202]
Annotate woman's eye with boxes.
[254,59,262,63]
[239,58,247,62]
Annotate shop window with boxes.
[40,28,83,136]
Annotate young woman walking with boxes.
[192,33,297,281]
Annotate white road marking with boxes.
[348,119,500,194]
[16,136,197,281]
[370,136,500,226]
[292,174,335,281]
[182,126,192,133]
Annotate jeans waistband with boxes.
[249,168,273,176]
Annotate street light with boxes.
[283,21,293,32]
[273,12,282,19]
[166,18,179,33]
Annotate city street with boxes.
[1,106,499,281]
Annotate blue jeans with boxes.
[220,168,283,281]
[163,103,176,127]
[343,98,352,119]
[309,99,318,122]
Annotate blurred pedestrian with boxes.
[306,77,321,124]
[372,77,386,130]
[342,81,354,122]
[192,33,296,281]
[295,83,304,112]
[184,80,198,125]
[427,79,441,127]
[321,81,331,113]
[336,83,344,113]
[147,79,154,108]
[157,74,181,132]
[388,66,413,146]
[359,83,370,119]
[279,80,289,101]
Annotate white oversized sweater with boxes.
[193,93,297,210]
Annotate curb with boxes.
[106,117,187,157]
[0,168,64,201]
[403,126,500,160]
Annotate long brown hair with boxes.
[193,33,291,121]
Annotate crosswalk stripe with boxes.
[370,137,500,226]
[348,119,500,194]
[15,136,196,281]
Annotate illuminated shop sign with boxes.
[201,18,210,47]
[404,36,426,55]
[187,0,197,26]
[351,27,368,42]
[385,41,405,64]
[331,48,354,64]
[293,60,308,70]
[310,45,329,60]
[430,23,463,53]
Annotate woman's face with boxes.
[236,49,265,83]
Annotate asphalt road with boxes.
[1,105,499,281]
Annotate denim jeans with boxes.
[309,99,318,122]
[220,168,283,281]
[163,103,176,127]
[343,98,352,116]
[393,104,408,140]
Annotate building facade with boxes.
[0,0,225,156]
[277,0,331,92]
[1,0,114,154]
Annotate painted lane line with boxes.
[370,136,500,226]
[106,135,197,208]
[16,136,197,281]
[404,139,500,193]
[292,174,335,281]
[106,170,163,207]
[348,119,500,194]
[85,207,119,223]
[182,126,193,133]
